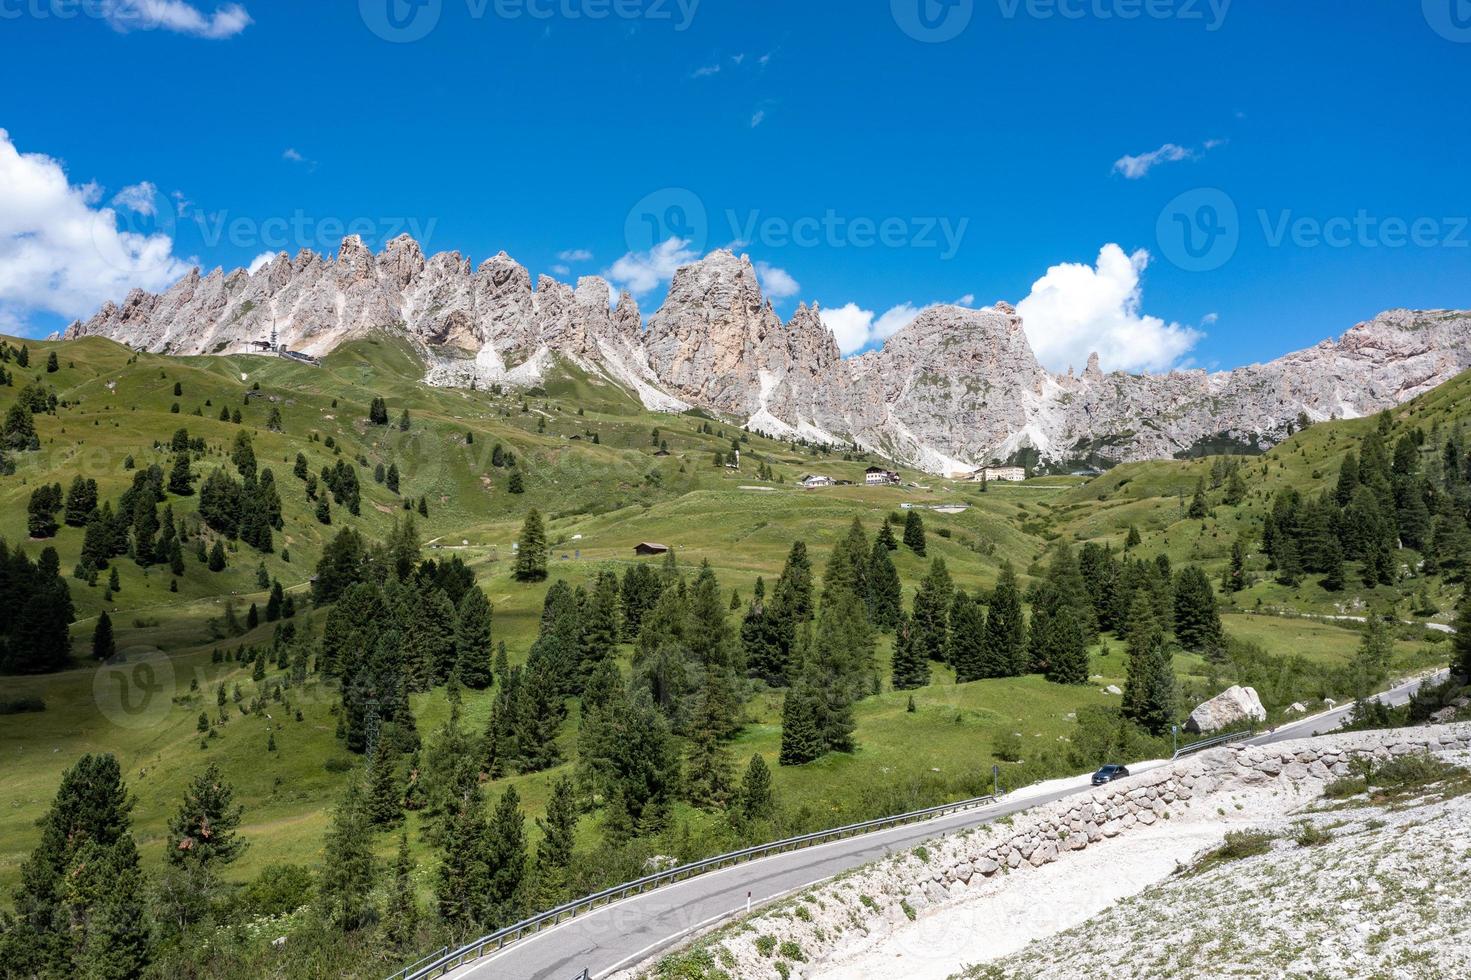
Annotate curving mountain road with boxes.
[447,668,1450,980]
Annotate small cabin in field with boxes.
[633,542,670,556]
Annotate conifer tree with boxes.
[320,778,377,930]
[1120,591,1176,736]
[876,516,898,551]
[383,834,419,951]
[736,754,775,823]
[889,611,929,690]
[778,679,826,766]
[1044,606,1089,685]
[513,509,548,582]
[453,586,495,689]
[902,509,926,555]
[1173,565,1225,656]
[531,776,578,907]
[92,610,116,661]
[867,537,902,631]
[166,762,247,872]
[208,539,226,572]
[1453,590,1471,679]
[1225,539,1249,593]
[434,785,489,933]
[947,591,988,683]
[911,557,953,662]
[366,744,404,827]
[983,562,1027,677]
[484,786,528,928]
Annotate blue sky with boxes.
[1,0,1467,372]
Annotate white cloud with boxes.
[604,236,699,297]
[247,251,276,275]
[750,110,766,128]
[819,302,923,356]
[754,261,799,300]
[282,148,304,162]
[551,263,571,276]
[1112,139,1223,179]
[731,53,745,65]
[955,293,976,307]
[0,128,192,332]
[691,63,721,78]
[1015,244,1201,373]
[102,1,252,39]
[557,248,593,262]
[111,182,160,216]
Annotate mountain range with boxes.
[62,237,1471,473]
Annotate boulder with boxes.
[1186,685,1267,734]
[1286,702,1307,715]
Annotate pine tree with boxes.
[513,509,548,582]
[876,517,898,551]
[320,778,377,930]
[1125,524,1142,550]
[383,834,419,951]
[1173,565,1224,656]
[736,754,775,823]
[947,592,987,682]
[166,762,247,871]
[366,744,404,828]
[92,610,116,661]
[1225,539,1248,593]
[867,537,902,631]
[902,510,926,555]
[453,587,495,689]
[982,562,1027,677]
[369,396,389,426]
[8,754,149,978]
[532,776,578,906]
[484,786,528,928]
[1121,592,1176,735]
[434,786,489,933]
[1044,606,1089,685]
[1187,480,1209,519]
[208,539,227,572]
[778,680,826,765]
[889,611,929,690]
[911,557,953,662]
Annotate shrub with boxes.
[777,941,804,962]
[755,935,776,957]
[239,863,315,917]
[322,757,354,773]
[900,899,916,921]
[0,696,45,715]
[1293,821,1332,847]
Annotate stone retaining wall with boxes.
[628,723,1471,979]
[936,723,1471,890]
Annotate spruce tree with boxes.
[92,610,116,661]
[877,517,898,551]
[320,778,377,930]
[1453,590,1471,679]
[208,539,227,572]
[778,680,826,766]
[484,786,528,928]
[867,537,902,631]
[434,786,489,933]
[532,776,578,906]
[366,744,404,827]
[889,611,929,690]
[911,557,953,662]
[513,509,548,582]
[383,834,419,951]
[453,587,495,689]
[947,592,987,683]
[902,509,926,555]
[166,762,247,871]
[1225,539,1249,593]
[1173,565,1225,656]
[1044,606,1090,685]
[1121,592,1176,736]
[983,562,1027,677]
[736,754,775,823]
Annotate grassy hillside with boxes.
[0,332,1460,977]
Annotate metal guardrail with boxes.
[1172,729,1255,759]
[393,790,1003,980]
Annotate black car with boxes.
[1091,764,1130,786]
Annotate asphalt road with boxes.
[445,668,1450,980]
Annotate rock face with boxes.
[1186,685,1268,734]
[64,240,1471,472]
